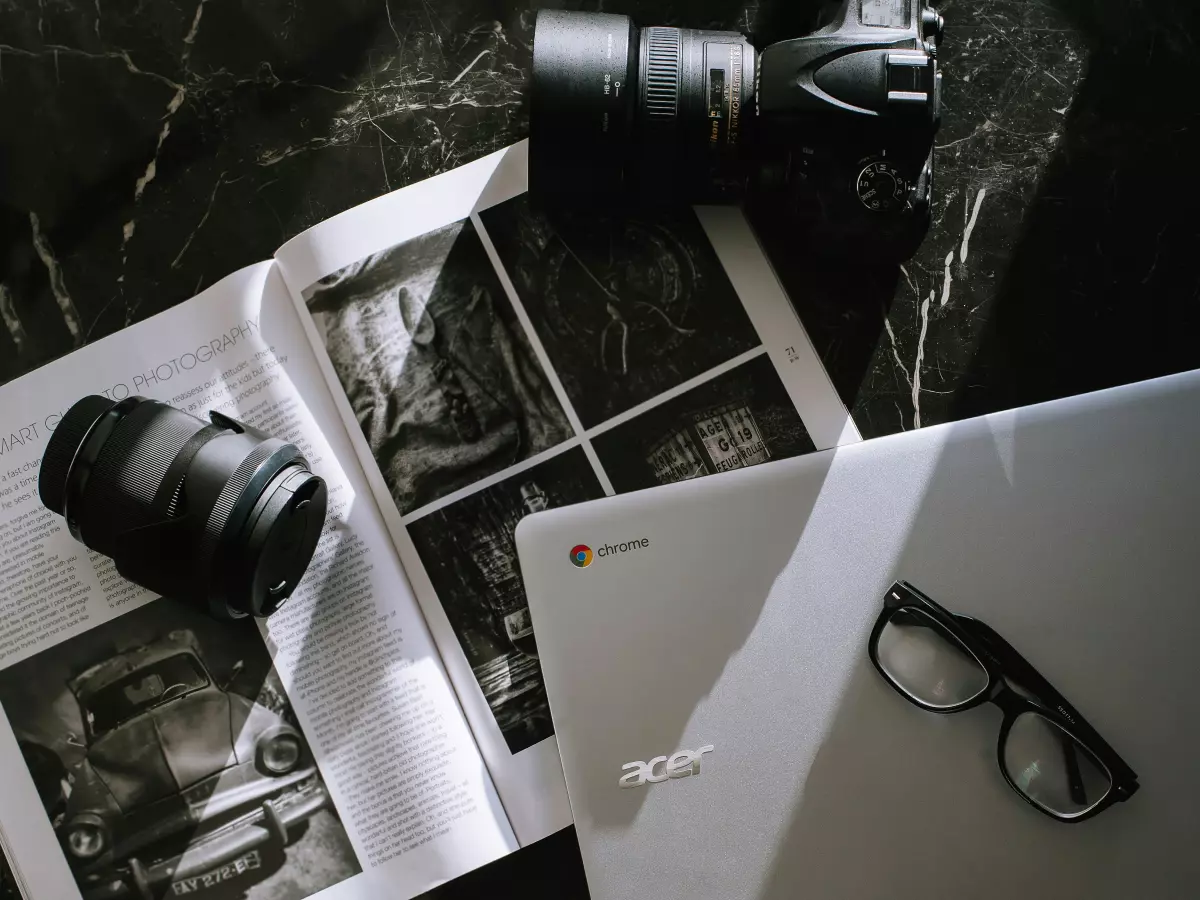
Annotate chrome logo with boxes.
[570,544,593,568]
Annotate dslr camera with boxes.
[530,0,944,262]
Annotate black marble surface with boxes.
[768,0,1200,439]
[3,0,1198,428]
[2,0,1198,895]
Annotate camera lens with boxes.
[530,11,637,200]
[530,10,756,204]
[39,396,327,620]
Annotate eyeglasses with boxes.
[868,581,1139,822]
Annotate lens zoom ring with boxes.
[201,442,277,560]
[78,403,203,548]
[643,27,681,120]
[95,405,202,506]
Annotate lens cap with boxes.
[236,466,328,618]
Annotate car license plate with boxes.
[170,850,262,895]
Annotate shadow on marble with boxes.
[953,0,1200,418]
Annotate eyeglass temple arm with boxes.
[955,615,1138,788]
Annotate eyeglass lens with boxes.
[1003,711,1112,818]
[876,603,1116,818]
[875,607,989,709]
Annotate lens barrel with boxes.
[40,396,327,620]
[530,11,638,200]
[530,10,756,204]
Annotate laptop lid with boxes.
[516,370,1200,899]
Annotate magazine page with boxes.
[272,140,860,845]
[0,262,514,900]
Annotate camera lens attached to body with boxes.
[530,1,945,262]
[530,10,755,204]
[40,396,328,620]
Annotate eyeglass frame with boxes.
[868,580,1139,823]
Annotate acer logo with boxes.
[618,745,714,789]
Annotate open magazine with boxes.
[0,142,858,900]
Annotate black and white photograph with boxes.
[303,218,573,517]
[0,602,361,900]
[479,196,763,429]
[407,447,606,754]
[592,354,815,494]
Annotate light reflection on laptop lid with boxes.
[517,371,1200,900]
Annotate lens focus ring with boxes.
[643,27,681,121]
[202,440,280,553]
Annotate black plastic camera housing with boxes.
[530,0,944,262]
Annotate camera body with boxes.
[530,0,944,261]
[753,0,943,258]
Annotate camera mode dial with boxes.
[855,160,909,213]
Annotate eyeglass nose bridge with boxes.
[987,680,1031,713]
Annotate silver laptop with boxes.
[515,370,1200,899]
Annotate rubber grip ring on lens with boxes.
[61,397,143,541]
[643,27,681,120]
[39,395,117,516]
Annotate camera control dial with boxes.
[856,160,909,213]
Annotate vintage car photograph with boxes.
[0,601,360,900]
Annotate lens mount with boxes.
[43,395,142,540]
